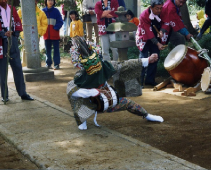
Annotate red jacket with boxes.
[0,6,22,59]
[95,0,118,36]
[42,7,63,40]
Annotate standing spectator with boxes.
[43,0,63,70]
[18,0,48,67]
[95,0,119,61]
[118,0,126,10]
[197,0,211,39]
[61,4,71,36]
[136,0,165,86]
[82,0,99,44]
[160,0,193,46]
[125,9,139,26]
[69,11,84,38]
[196,10,210,34]
[0,0,34,102]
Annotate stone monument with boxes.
[21,0,54,82]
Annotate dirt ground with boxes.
[1,58,211,169]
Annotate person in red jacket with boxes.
[0,0,34,102]
[43,0,63,70]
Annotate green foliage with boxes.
[198,33,211,57]
[157,47,170,77]
[195,0,205,7]
[127,46,139,59]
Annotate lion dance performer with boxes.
[67,36,164,130]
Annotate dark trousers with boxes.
[139,40,159,85]
[0,36,26,98]
[45,39,60,67]
[200,17,211,35]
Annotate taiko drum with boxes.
[164,45,208,86]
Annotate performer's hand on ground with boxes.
[5,31,12,37]
[157,42,165,50]
[186,34,193,40]
[148,53,158,63]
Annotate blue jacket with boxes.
[42,6,63,40]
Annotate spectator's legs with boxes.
[93,23,99,44]
[86,22,93,42]
[139,43,149,86]
[0,49,8,98]
[199,17,211,35]
[52,40,60,66]
[63,17,67,36]
[145,41,160,85]
[45,39,53,67]
[9,52,26,97]
[100,34,111,61]
[20,39,26,67]
[109,33,118,61]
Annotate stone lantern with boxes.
[106,6,142,97]
[106,6,137,61]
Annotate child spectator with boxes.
[43,0,63,70]
[125,9,139,26]
[197,10,210,34]
[69,11,84,38]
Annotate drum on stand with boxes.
[90,85,119,112]
[164,45,208,86]
[201,67,211,91]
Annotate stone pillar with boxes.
[21,0,54,81]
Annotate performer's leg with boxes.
[107,97,163,122]
[109,33,118,61]
[100,34,111,61]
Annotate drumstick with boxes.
[153,25,161,36]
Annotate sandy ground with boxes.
[1,58,211,169]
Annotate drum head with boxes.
[201,67,211,91]
[164,45,187,71]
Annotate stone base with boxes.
[24,70,54,82]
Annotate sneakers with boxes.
[54,65,60,70]
[46,65,53,69]
[2,98,9,102]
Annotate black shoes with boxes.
[21,94,34,100]
[2,98,9,102]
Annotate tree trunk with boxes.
[180,3,198,35]
[21,0,41,68]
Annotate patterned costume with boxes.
[67,37,163,130]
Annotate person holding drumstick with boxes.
[136,0,165,87]
[160,0,193,46]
